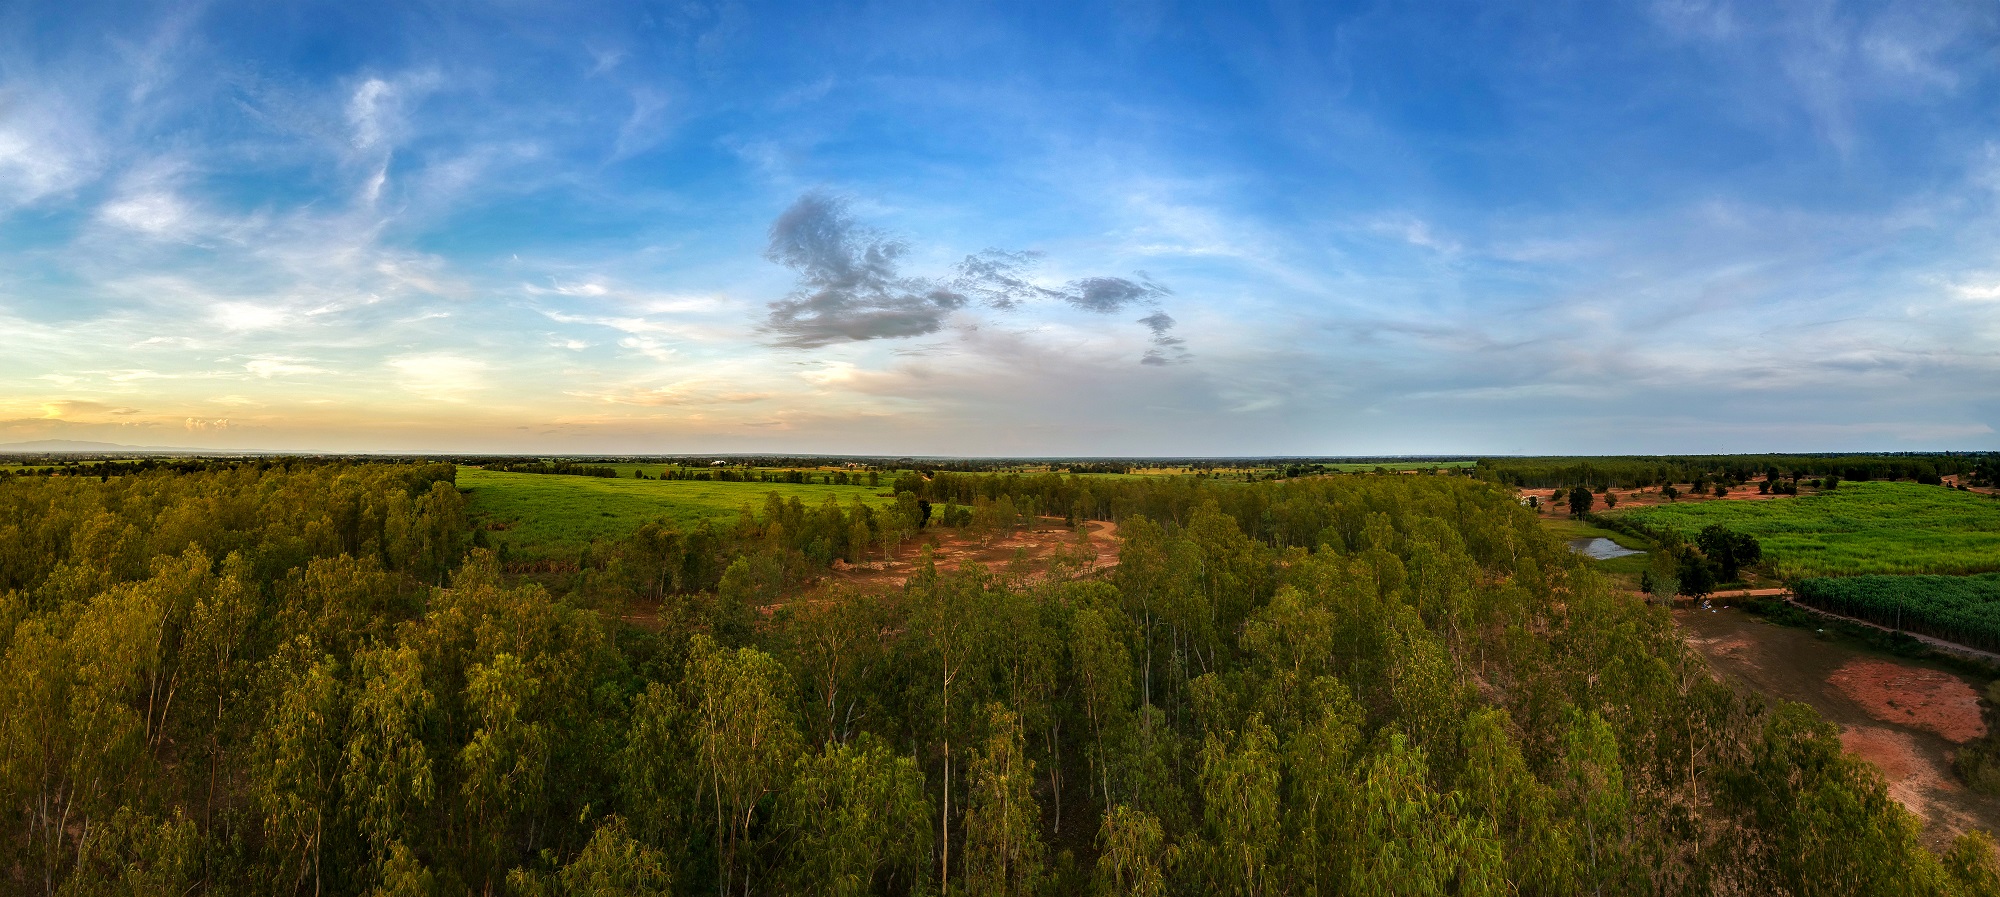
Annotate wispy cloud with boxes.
[0,1,1995,453]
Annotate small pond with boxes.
[1568,537,1644,560]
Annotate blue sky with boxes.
[4,0,1999,454]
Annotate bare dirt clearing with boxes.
[1679,606,2000,847]
[827,518,1119,590]
[617,520,1120,630]
[1945,476,1999,496]
[1830,660,1986,744]
[1520,484,1793,518]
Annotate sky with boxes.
[4,0,2000,456]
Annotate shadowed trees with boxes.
[0,461,1992,896]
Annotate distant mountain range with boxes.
[0,439,233,454]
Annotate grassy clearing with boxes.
[459,467,897,556]
[1616,481,2000,578]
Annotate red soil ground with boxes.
[1829,659,1987,744]
[616,519,1121,629]
[1519,483,1794,518]
[1841,726,1959,823]
[1678,606,2000,848]
[1944,475,1999,496]
[824,517,1120,589]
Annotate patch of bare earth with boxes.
[1677,607,2000,849]
[1944,476,1999,496]
[1682,632,1761,670]
[827,518,1119,591]
[1841,726,1948,819]
[1520,483,1803,518]
[1829,659,1987,744]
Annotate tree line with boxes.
[1479,454,1992,490]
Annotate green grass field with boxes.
[459,467,898,556]
[1615,481,2000,578]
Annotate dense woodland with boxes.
[2,461,1998,895]
[1477,454,1997,490]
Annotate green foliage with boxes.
[510,815,673,897]
[1093,805,1172,897]
[1696,525,1762,582]
[458,467,896,559]
[1621,481,2000,577]
[965,704,1046,896]
[0,460,1989,896]
[1793,573,2000,651]
[780,735,931,897]
[1477,453,1980,489]
[1567,485,1593,518]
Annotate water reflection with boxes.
[1569,537,1643,560]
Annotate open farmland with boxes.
[1793,574,2000,653]
[603,463,903,481]
[459,466,898,556]
[1615,481,2000,578]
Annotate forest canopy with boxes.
[0,460,1995,895]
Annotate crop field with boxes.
[1616,482,2000,578]
[1793,573,2000,652]
[459,467,898,556]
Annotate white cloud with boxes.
[101,190,193,236]
[211,302,289,332]
[244,357,328,378]
[349,78,396,151]
[0,92,97,210]
[528,279,611,297]
[1951,281,2000,302]
[388,353,489,400]
[1368,215,1461,254]
[617,336,676,362]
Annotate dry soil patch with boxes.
[1677,606,2000,848]
[1829,659,1987,744]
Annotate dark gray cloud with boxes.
[761,192,969,348]
[763,193,1187,363]
[1070,276,1168,312]
[1137,310,1188,366]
